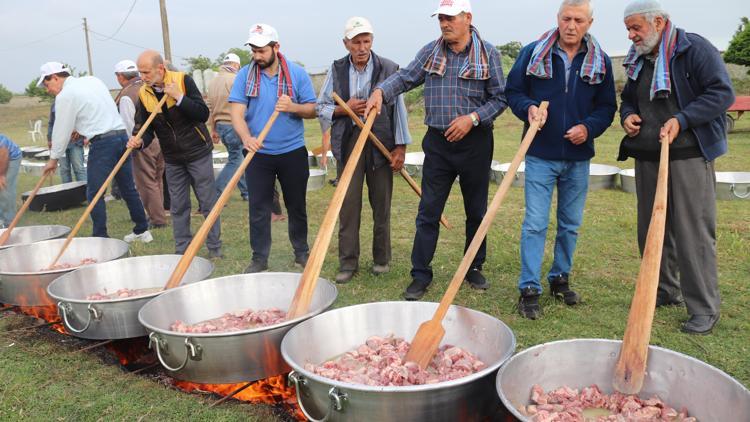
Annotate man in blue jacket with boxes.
[506,0,616,319]
[619,0,734,334]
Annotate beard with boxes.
[257,53,277,69]
[635,26,661,55]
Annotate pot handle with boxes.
[288,371,347,422]
[57,302,101,333]
[730,184,750,199]
[148,333,202,372]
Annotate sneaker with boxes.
[371,264,390,275]
[465,268,489,290]
[123,230,153,243]
[549,274,580,305]
[518,287,542,320]
[403,279,430,301]
[244,260,268,273]
[335,270,357,284]
[208,248,224,259]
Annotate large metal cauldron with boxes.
[588,164,621,191]
[497,339,750,421]
[281,301,516,422]
[138,272,337,384]
[0,225,70,251]
[0,238,129,306]
[47,255,214,340]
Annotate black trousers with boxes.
[245,146,309,262]
[411,126,493,283]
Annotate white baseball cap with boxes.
[223,53,241,64]
[245,23,279,47]
[37,61,71,87]
[431,0,472,17]
[114,59,137,74]
[344,16,374,40]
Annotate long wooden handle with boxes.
[431,101,549,323]
[49,95,168,267]
[332,92,451,230]
[287,110,378,319]
[613,135,670,394]
[0,171,51,246]
[163,111,280,290]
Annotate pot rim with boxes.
[138,272,338,339]
[0,237,128,276]
[496,338,750,420]
[46,254,214,305]
[0,224,71,249]
[281,301,517,393]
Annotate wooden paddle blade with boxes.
[404,320,445,370]
[613,346,648,394]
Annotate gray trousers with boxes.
[166,153,221,254]
[635,157,720,316]
[338,141,393,271]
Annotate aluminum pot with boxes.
[715,171,750,200]
[308,151,336,169]
[138,272,337,384]
[497,339,750,421]
[589,164,621,191]
[281,301,516,422]
[493,161,526,188]
[308,169,327,191]
[620,168,636,193]
[47,255,214,340]
[0,237,129,306]
[212,163,224,180]
[404,152,425,178]
[0,225,70,251]
[489,160,501,184]
[212,151,229,164]
[21,181,87,212]
[21,160,56,177]
[20,146,48,159]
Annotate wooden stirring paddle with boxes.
[332,92,452,230]
[613,134,671,394]
[48,95,168,268]
[404,101,549,369]
[0,171,51,246]
[163,111,280,290]
[286,109,378,319]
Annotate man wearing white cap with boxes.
[39,61,150,242]
[229,23,317,273]
[115,59,168,230]
[316,16,412,284]
[365,0,507,300]
[619,0,734,334]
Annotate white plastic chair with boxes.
[28,120,43,143]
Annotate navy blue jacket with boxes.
[506,41,617,161]
[620,29,735,162]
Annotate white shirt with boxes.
[118,96,136,135]
[50,76,126,160]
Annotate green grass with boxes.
[1,95,749,420]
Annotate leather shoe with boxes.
[208,248,224,259]
[244,260,268,274]
[403,279,430,301]
[681,313,719,335]
[294,253,309,267]
[656,294,684,307]
[335,270,357,284]
[371,264,390,275]
[464,268,489,290]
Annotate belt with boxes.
[90,129,127,143]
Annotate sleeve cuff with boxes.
[675,113,689,132]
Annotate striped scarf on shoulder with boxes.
[623,19,678,100]
[422,26,490,80]
[244,52,294,98]
[526,28,607,85]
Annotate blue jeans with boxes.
[519,156,590,292]
[58,142,86,183]
[87,132,148,237]
[0,157,21,226]
[215,122,248,199]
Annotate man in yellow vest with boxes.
[127,50,222,258]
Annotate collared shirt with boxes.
[378,37,507,130]
[118,97,136,135]
[207,67,237,127]
[316,55,411,145]
[0,134,22,160]
[50,76,125,160]
[552,41,587,85]
[47,100,84,146]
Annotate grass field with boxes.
[1,94,748,420]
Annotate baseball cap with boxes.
[223,53,241,64]
[245,23,279,47]
[114,59,137,73]
[431,0,472,17]
[344,16,374,39]
[37,61,71,87]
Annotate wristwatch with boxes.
[470,113,479,127]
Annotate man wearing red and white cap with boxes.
[229,24,318,273]
[316,16,412,284]
[115,59,168,230]
[365,0,507,300]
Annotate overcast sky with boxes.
[1,0,746,92]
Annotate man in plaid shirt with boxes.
[366,0,507,300]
